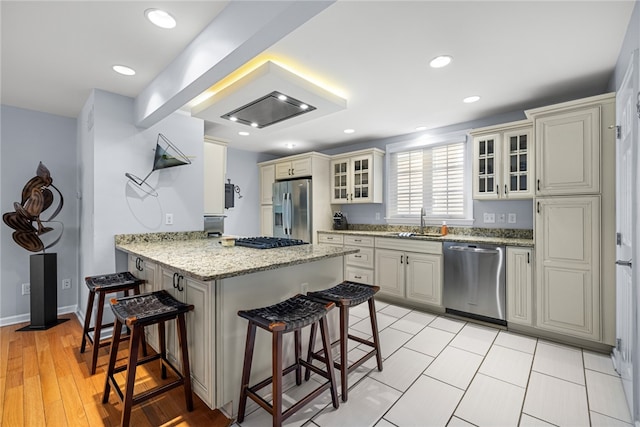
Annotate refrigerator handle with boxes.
[287,192,294,235]
[282,192,289,235]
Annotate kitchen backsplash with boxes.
[347,223,533,240]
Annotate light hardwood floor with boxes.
[0,314,233,426]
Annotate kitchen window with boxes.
[386,130,473,225]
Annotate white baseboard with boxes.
[0,304,79,327]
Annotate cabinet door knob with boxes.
[537,179,540,191]
[400,255,404,264]
[177,275,184,292]
[504,184,508,195]
[537,202,540,213]
[496,185,499,195]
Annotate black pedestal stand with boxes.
[17,253,69,331]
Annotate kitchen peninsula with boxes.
[114,232,357,416]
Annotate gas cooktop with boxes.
[234,237,308,249]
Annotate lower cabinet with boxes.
[374,238,442,307]
[506,247,533,326]
[128,255,159,351]
[535,196,601,341]
[160,267,213,407]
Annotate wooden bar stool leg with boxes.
[177,313,194,411]
[158,321,167,379]
[80,290,95,354]
[102,318,123,404]
[237,323,257,423]
[304,322,318,381]
[295,329,302,386]
[90,291,107,375]
[319,317,339,409]
[272,330,284,427]
[120,325,142,427]
[339,305,349,401]
[368,298,383,371]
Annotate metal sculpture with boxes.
[2,162,64,252]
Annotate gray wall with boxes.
[77,89,204,322]
[224,147,262,237]
[0,106,79,324]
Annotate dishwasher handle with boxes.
[447,245,500,254]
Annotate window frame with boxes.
[385,130,474,226]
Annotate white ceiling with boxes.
[1,1,635,156]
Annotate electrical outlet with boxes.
[375,212,381,220]
[21,283,30,295]
[497,213,506,223]
[62,278,71,290]
[300,282,309,294]
[483,213,495,224]
[165,213,174,225]
[508,213,517,223]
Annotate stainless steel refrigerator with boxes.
[273,179,312,242]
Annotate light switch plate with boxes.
[508,213,517,223]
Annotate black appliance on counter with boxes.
[333,211,348,230]
[234,237,308,249]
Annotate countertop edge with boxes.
[318,230,534,247]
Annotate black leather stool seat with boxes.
[307,280,378,307]
[110,290,192,326]
[238,294,331,332]
[85,271,143,291]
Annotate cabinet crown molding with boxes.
[469,119,532,136]
[525,92,615,119]
[258,151,330,166]
[331,147,385,160]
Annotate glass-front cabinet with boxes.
[472,120,534,200]
[330,149,384,204]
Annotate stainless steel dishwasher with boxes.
[443,241,506,325]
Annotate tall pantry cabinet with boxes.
[526,93,616,345]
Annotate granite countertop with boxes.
[319,229,534,247]
[116,236,358,282]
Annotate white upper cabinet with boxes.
[471,120,534,200]
[330,148,384,204]
[275,156,312,179]
[203,138,227,215]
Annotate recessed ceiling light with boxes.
[429,55,452,68]
[300,104,309,110]
[112,65,136,76]
[229,116,238,122]
[344,129,355,134]
[238,131,250,136]
[463,96,481,103]
[415,126,427,131]
[285,143,296,149]
[250,122,259,128]
[145,9,176,29]
[278,94,287,101]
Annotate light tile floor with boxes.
[234,300,633,427]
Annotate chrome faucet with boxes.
[420,207,425,234]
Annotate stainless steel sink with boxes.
[395,232,442,238]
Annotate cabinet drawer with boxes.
[345,246,374,268]
[318,233,344,245]
[345,266,374,286]
[344,235,374,247]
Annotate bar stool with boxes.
[102,290,194,427]
[237,294,339,427]
[81,272,147,375]
[305,281,383,402]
